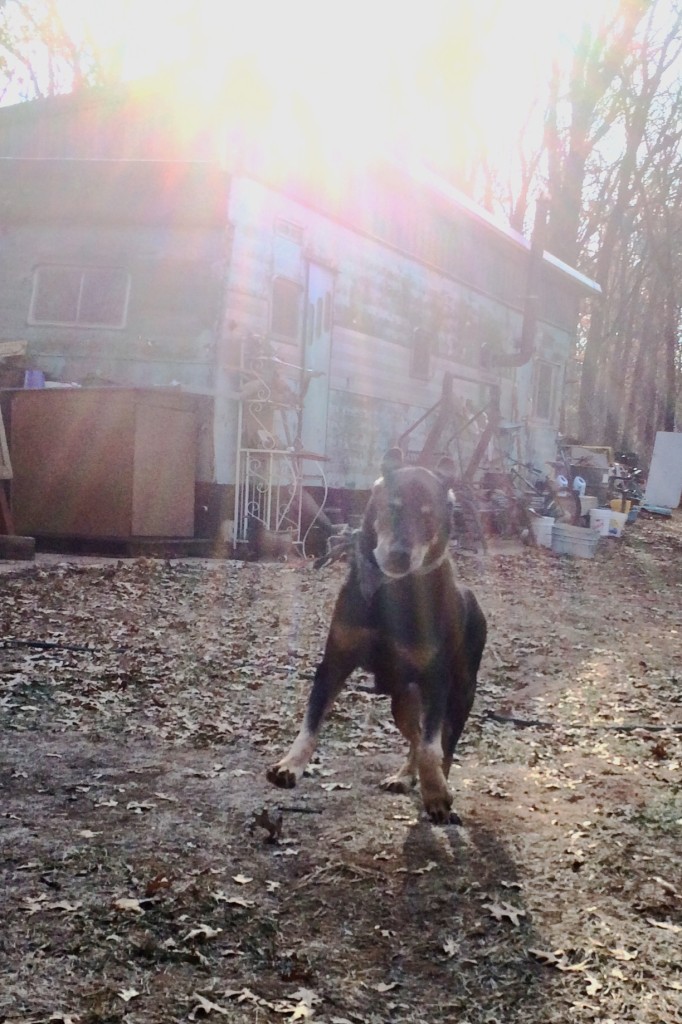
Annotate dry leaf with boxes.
[227,896,254,908]
[252,808,283,842]
[126,800,156,813]
[184,924,223,941]
[529,948,564,968]
[289,1004,314,1021]
[118,988,139,1002]
[145,874,171,896]
[610,947,638,961]
[189,993,230,1018]
[290,988,321,1007]
[647,918,681,933]
[585,975,603,995]
[112,897,145,915]
[484,901,527,927]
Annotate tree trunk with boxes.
[662,301,679,432]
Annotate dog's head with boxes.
[361,449,454,579]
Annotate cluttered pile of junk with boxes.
[521,445,646,559]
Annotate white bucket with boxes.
[589,507,627,538]
[530,515,554,548]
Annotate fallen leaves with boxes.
[24,896,83,915]
[1,528,681,1024]
[189,985,322,1020]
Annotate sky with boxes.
[50,0,622,177]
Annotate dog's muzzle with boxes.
[380,548,412,577]
[374,539,432,578]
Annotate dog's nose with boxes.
[388,549,411,574]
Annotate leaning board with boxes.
[0,408,11,480]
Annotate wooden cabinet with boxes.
[10,388,198,538]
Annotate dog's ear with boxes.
[381,447,404,478]
[435,455,456,491]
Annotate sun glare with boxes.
[58,0,622,180]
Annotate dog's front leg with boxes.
[381,683,422,793]
[417,685,457,824]
[266,644,361,789]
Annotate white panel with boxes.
[644,432,682,509]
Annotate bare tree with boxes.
[0,0,103,102]
[474,1,682,458]
[576,4,682,446]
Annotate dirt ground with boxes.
[1,512,681,1024]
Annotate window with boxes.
[270,276,301,340]
[29,265,130,328]
[532,359,559,421]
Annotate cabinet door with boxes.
[132,397,197,536]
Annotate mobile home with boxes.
[0,87,599,548]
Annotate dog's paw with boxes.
[380,771,417,795]
[266,763,298,789]
[423,791,456,825]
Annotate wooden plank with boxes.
[0,407,12,480]
[0,340,28,360]
[0,485,15,534]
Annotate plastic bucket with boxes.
[530,515,554,548]
[589,507,627,537]
[552,524,601,558]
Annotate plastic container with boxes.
[530,515,554,548]
[23,369,45,388]
[589,507,627,537]
[551,524,601,558]
[580,495,599,517]
[609,498,632,515]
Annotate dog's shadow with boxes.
[392,816,555,1021]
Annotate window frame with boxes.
[28,264,131,329]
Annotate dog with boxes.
[266,449,487,824]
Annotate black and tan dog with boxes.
[267,449,487,824]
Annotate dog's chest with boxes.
[371,580,447,650]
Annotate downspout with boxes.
[493,196,548,369]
